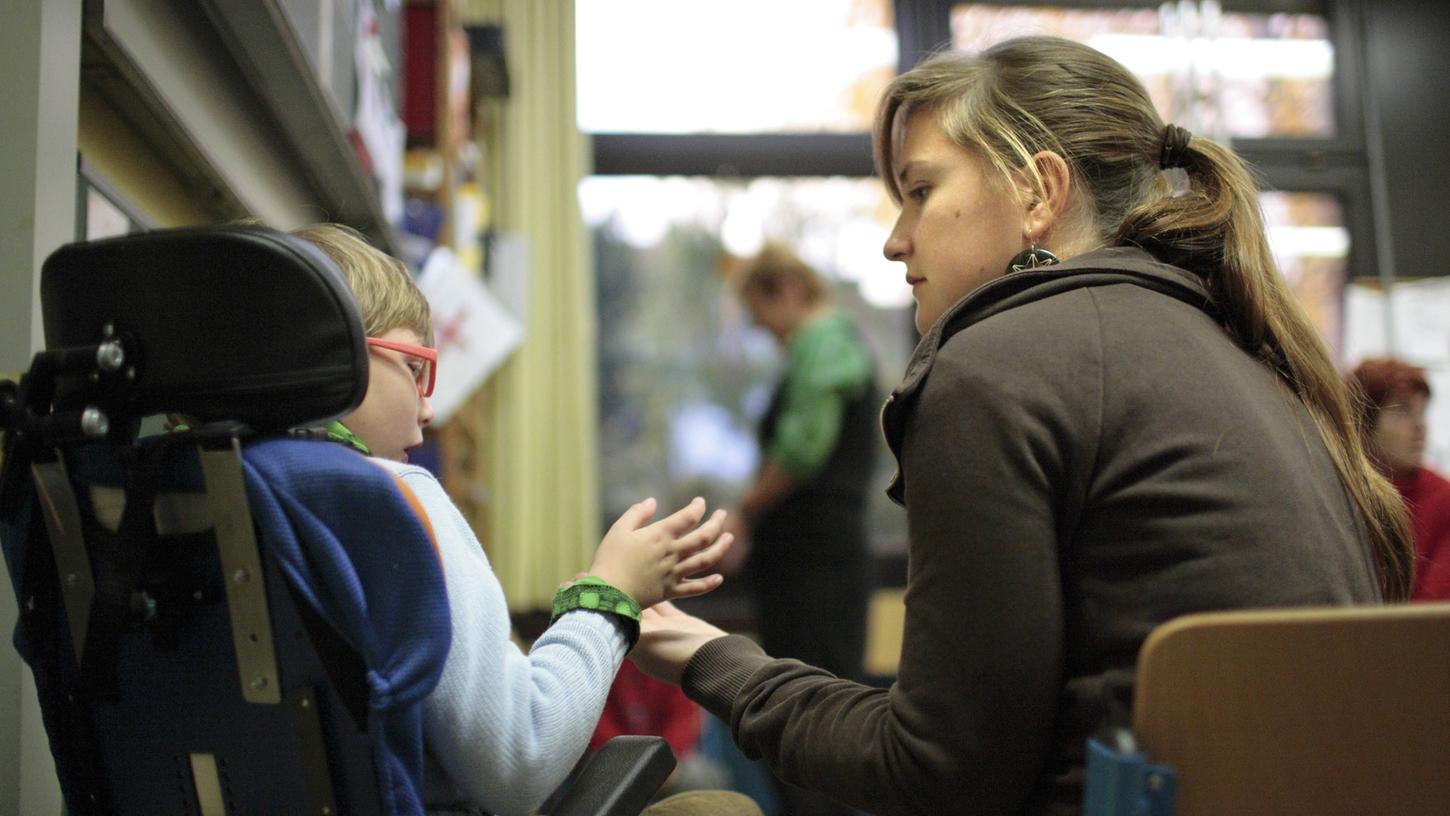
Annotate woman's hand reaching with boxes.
[588,497,734,610]
[629,601,731,685]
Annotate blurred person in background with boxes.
[724,243,880,816]
[1348,357,1450,600]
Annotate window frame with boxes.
[587,0,1378,280]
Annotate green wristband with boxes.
[550,576,641,649]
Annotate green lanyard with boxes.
[324,420,372,455]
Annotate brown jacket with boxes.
[683,247,1381,815]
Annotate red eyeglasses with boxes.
[366,336,437,398]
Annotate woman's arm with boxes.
[672,299,1102,814]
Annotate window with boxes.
[85,187,135,241]
[577,0,897,134]
[78,158,152,241]
[1263,191,1350,360]
[583,175,912,549]
[950,3,1335,138]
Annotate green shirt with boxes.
[767,310,873,479]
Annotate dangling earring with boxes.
[1005,241,1059,275]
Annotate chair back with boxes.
[1132,603,1450,815]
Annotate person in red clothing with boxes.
[1348,358,1450,600]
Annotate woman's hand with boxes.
[629,601,730,685]
[588,497,734,610]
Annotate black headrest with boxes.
[41,226,369,431]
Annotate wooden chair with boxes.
[1087,603,1450,815]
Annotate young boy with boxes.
[290,224,741,814]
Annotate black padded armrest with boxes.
[40,226,368,431]
[551,736,677,816]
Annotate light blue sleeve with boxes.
[375,460,627,816]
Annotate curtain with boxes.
[465,0,600,610]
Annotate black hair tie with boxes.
[1159,124,1193,169]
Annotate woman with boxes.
[629,37,1412,816]
[726,243,878,686]
[727,243,880,816]
[1348,357,1450,600]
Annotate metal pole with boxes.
[1356,0,1399,353]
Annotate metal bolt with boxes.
[64,573,79,588]
[1148,774,1164,792]
[80,407,109,438]
[125,366,137,381]
[96,340,125,371]
[232,568,250,584]
[300,698,311,708]
[250,675,269,690]
[87,372,100,383]
[193,590,204,601]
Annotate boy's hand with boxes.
[588,497,733,610]
[716,512,752,575]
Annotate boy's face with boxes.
[343,327,435,462]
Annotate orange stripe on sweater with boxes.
[386,472,443,570]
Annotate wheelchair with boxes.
[0,226,672,815]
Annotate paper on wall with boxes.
[416,246,524,423]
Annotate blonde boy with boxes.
[291,224,733,814]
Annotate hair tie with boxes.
[1159,124,1193,170]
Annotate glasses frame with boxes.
[366,336,438,398]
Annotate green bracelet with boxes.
[550,576,641,649]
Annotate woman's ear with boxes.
[1020,150,1073,243]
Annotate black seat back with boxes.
[1,227,391,815]
[38,225,368,432]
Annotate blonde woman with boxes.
[629,37,1412,816]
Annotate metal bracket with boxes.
[200,440,281,704]
[31,459,96,665]
[188,752,227,816]
[293,687,340,816]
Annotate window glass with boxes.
[576,0,897,134]
[1262,190,1349,360]
[86,187,134,240]
[950,3,1335,139]
[584,177,1346,555]
[582,175,911,552]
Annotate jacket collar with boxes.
[880,246,1215,505]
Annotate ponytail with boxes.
[1116,132,1414,600]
